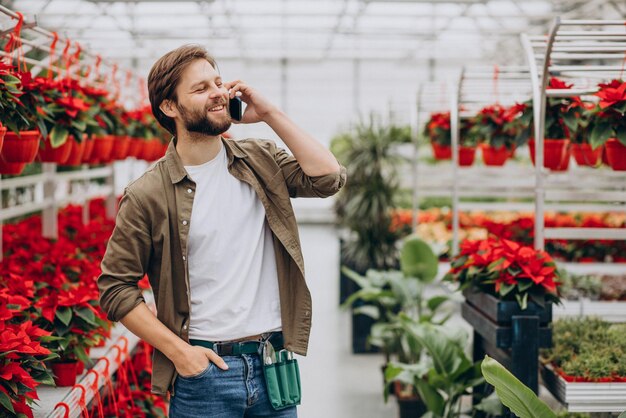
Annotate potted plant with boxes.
[343,237,456,417]
[332,113,409,318]
[588,79,626,171]
[516,77,579,171]
[423,111,452,160]
[567,101,603,167]
[0,64,44,174]
[445,237,562,310]
[385,320,488,418]
[423,112,477,165]
[469,104,520,166]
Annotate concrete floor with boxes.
[296,222,398,418]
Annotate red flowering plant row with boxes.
[390,209,626,263]
[423,111,475,147]
[468,103,526,150]
[0,199,116,416]
[444,238,562,309]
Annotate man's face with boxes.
[174,59,231,137]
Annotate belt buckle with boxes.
[215,343,234,356]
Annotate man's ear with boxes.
[160,100,177,118]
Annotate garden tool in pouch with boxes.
[261,338,301,410]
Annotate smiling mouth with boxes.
[208,105,225,112]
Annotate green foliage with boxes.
[332,113,412,271]
[542,318,626,380]
[481,356,556,418]
[400,235,438,283]
[386,321,486,417]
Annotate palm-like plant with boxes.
[333,113,411,272]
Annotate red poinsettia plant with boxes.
[515,77,582,144]
[588,79,626,148]
[444,238,562,309]
[468,103,523,150]
[423,111,476,147]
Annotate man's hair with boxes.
[147,44,218,135]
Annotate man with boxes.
[97,44,346,417]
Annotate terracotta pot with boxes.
[459,146,476,167]
[572,143,602,167]
[480,143,510,166]
[112,135,131,160]
[0,159,27,175]
[85,135,115,164]
[51,361,78,387]
[38,135,73,164]
[81,136,96,162]
[61,137,86,166]
[529,139,570,171]
[1,130,41,163]
[128,137,144,158]
[605,138,626,171]
[431,142,452,160]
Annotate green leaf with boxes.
[75,307,97,326]
[481,356,556,418]
[474,391,504,414]
[589,121,612,149]
[353,305,380,320]
[415,378,445,416]
[55,306,72,326]
[427,295,450,312]
[0,390,15,414]
[616,126,626,146]
[49,124,70,148]
[618,411,626,418]
[500,283,515,297]
[400,236,438,283]
[516,293,528,310]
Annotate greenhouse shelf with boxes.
[541,364,626,413]
[553,299,626,323]
[31,292,154,418]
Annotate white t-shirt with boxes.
[184,141,282,342]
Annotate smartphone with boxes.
[229,96,242,121]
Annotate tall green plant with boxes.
[332,114,411,271]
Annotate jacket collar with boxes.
[166,135,248,184]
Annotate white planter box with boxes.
[553,299,626,323]
[542,364,626,413]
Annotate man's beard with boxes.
[177,101,231,137]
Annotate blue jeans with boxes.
[169,353,298,417]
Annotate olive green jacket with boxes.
[97,136,346,394]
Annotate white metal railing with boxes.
[521,18,626,252]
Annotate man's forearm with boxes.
[120,302,188,361]
[264,109,340,177]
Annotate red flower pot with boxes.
[86,135,115,164]
[81,137,96,163]
[0,126,6,153]
[572,143,602,167]
[459,146,476,167]
[0,159,27,175]
[76,361,85,375]
[61,137,86,166]
[529,139,570,171]
[480,144,510,166]
[128,137,144,158]
[605,138,626,171]
[51,361,79,387]
[431,142,452,160]
[1,130,41,163]
[38,135,73,164]
[112,135,131,160]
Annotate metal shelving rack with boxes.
[521,18,626,253]
[450,66,535,255]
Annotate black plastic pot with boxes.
[397,397,426,418]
